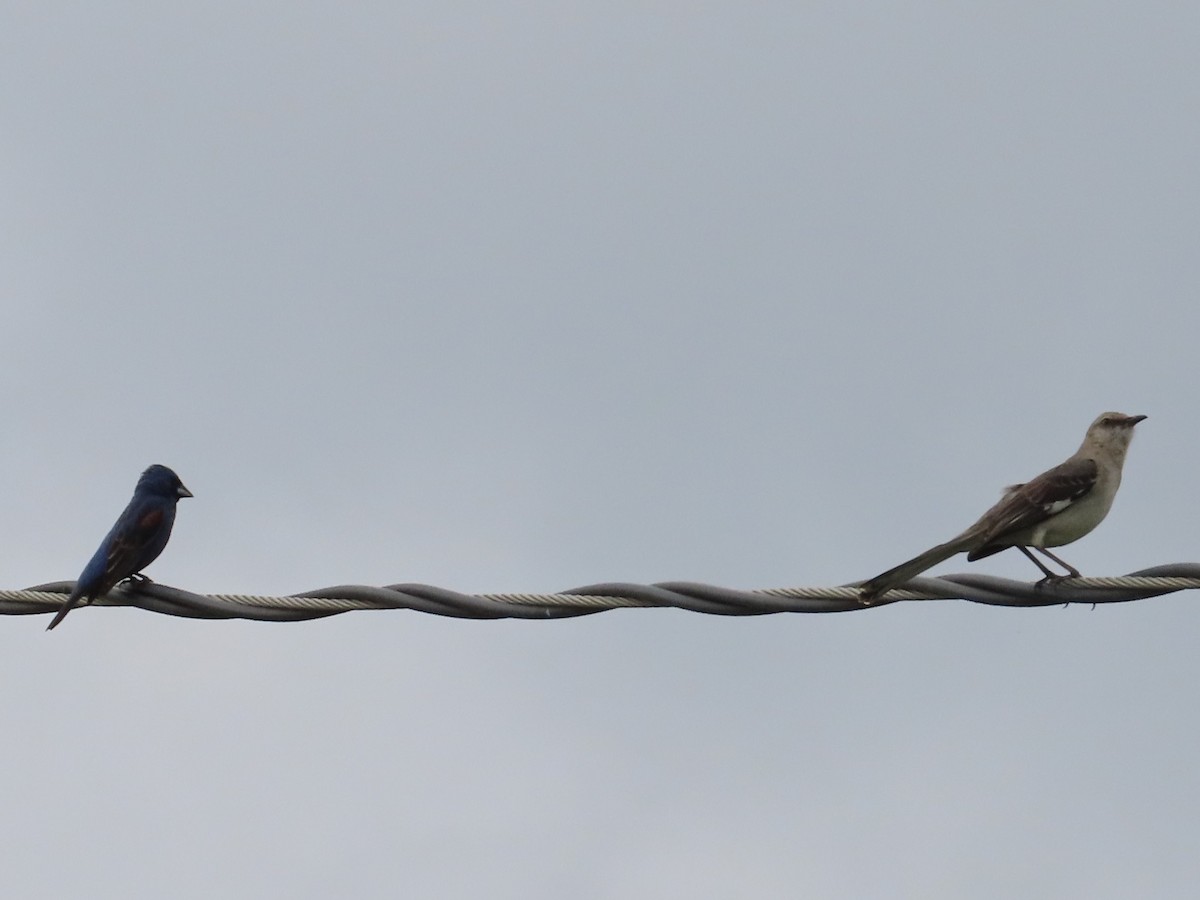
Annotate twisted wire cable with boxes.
[3,564,1199,623]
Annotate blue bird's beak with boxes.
[177,484,194,498]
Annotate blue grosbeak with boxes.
[48,464,193,631]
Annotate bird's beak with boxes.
[1126,414,1148,426]
[177,484,194,498]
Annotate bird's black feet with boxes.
[1035,573,1071,588]
[1033,572,1079,608]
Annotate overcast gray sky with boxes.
[3,3,1199,897]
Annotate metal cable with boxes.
[5,564,1199,623]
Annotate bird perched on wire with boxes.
[858,412,1146,604]
[48,464,193,630]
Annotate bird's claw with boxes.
[1033,571,1082,608]
[1035,573,1064,606]
[1035,573,1070,588]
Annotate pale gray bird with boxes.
[859,412,1146,603]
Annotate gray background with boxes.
[3,3,1197,897]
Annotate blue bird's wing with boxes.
[76,500,175,600]
[103,503,174,585]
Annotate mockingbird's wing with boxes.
[966,456,1099,560]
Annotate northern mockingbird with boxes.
[858,412,1146,603]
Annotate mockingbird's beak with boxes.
[1126,414,1148,426]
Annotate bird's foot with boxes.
[1035,564,1083,584]
[122,573,154,589]
[1035,573,1070,588]
[1034,572,1080,608]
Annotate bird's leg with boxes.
[1016,546,1061,582]
[1019,547,1083,607]
[1032,547,1087,607]
[1031,548,1081,579]
[122,573,154,588]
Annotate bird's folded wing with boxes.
[103,507,165,585]
[970,456,1098,549]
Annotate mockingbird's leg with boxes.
[1017,546,1062,581]
[1032,547,1081,579]
[1018,546,1083,590]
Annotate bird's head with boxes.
[137,464,194,500]
[1084,412,1147,457]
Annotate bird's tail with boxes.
[858,534,979,603]
[46,592,85,631]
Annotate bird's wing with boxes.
[968,456,1098,553]
[101,505,168,587]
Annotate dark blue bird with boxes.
[48,464,193,631]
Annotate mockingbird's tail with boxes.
[858,535,978,603]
